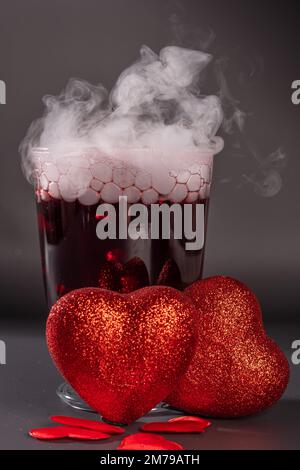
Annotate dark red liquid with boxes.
[37,197,209,308]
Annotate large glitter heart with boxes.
[167,276,290,417]
[46,286,197,424]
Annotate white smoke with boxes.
[20,45,223,185]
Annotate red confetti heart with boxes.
[117,433,183,450]
[64,427,110,440]
[50,415,124,434]
[140,421,206,433]
[29,427,69,440]
[29,426,110,441]
[169,415,211,427]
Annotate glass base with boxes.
[56,382,96,412]
[56,382,173,414]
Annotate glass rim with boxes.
[30,137,224,156]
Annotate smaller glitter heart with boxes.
[167,276,290,417]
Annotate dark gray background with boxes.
[0,0,300,452]
[0,0,299,326]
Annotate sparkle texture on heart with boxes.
[167,276,290,417]
[46,286,197,424]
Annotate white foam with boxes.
[90,178,103,192]
[40,189,50,201]
[43,162,60,182]
[91,162,113,183]
[185,191,199,203]
[199,184,210,199]
[48,182,60,199]
[176,170,190,184]
[187,174,201,192]
[56,159,70,174]
[123,186,141,203]
[58,175,77,202]
[135,171,152,191]
[142,188,159,204]
[35,153,214,204]
[101,182,122,203]
[152,171,176,196]
[113,168,135,188]
[168,183,188,203]
[67,167,92,191]
[200,164,211,182]
[70,156,91,168]
[78,188,100,205]
[21,45,223,191]
[40,173,49,191]
[190,163,201,175]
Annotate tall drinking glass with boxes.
[32,140,223,410]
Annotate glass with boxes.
[33,141,223,411]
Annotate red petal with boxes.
[29,426,69,440]
[64,427,110,440]
[169,415,211,428]
[50,415,124,434]
[117,433,183,450]
[140,421,206,433]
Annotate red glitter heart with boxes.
[117,433,184,450]
[167,276,290,417]
[46,286,198,424]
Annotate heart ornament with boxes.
[46,286,197,424]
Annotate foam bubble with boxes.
[101,182,122,203]
[168,183,188,203]
[123,186,141,203]
[142,188,159,205]
[187,174,201,192]
[78,188,100,206]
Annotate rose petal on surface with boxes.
[117,433,183,450]
[64,427,110,440]
[29,425,111,441]
[50,415,124,434]
[169,415,211,428]
[140,421,206,433]
[29,426,69,440]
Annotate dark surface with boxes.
[0,0,299,322]
[0,323,299,450]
